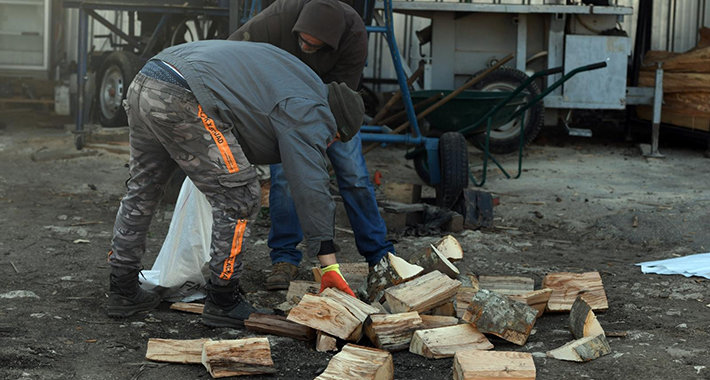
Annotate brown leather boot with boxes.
[265,262,298,290]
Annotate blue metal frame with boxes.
[361,0,442,184]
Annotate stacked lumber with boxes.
[409,324,493,359]
[453,350,535,380]
[547,296,611,362]
[461,289,538,346]
[316,344,394,380]
[201,338,275,377]
[638,46,710,130]
[542,272,608,312]
[363,312,423,351]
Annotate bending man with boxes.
[107,41,363,328]
[229,0,394,290]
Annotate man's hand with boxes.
[319,264,356,298]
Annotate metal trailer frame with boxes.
[62,1,234,149]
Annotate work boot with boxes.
[265,262,298,291]
[202,281,273,328]
[107,269,161,318]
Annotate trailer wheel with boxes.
[470,67,544,154]
[96,51,142,128]
[436,132,469,208]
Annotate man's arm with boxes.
[270,98,337,256]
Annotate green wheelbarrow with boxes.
[406,61,609,187]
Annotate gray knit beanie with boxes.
[326,82,364,142]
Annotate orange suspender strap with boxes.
[219,219,248,281]
[198,105,239,173]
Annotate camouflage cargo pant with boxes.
[110,73,260,286]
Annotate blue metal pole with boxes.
[76,7,89,150]
[381,0,421,137]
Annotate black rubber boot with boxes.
[107,269,161,318]
[202,281,273,328]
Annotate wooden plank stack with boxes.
[638,42,710,131]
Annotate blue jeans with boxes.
[268,133,394,267]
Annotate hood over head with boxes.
[292,0,346,50]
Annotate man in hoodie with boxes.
[228,0,394,291]
[107,40,363,328]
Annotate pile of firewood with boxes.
[147,235,614,379]
[638,27,710,131]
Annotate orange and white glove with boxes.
[319,264,356,298]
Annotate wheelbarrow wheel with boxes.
[470,67,544,154]
[96,51,143,128]
[436,132,469,208]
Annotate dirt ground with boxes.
[1,109,709,380]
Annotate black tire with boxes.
[96,51,143,128]
[436,132,469,209]
[470,67,544,154]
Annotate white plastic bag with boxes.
[141,178,213,302]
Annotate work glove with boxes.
[319,264,356,298]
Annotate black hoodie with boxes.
[228,0,367,90]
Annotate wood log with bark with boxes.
[546,334,611,362]
[384,271,461,314]
[201,338,275,378]
[569,296,604,339]
[461,289,538,346]
[409,324,493,359]
[363,312,423,351]
[357,253,423,303]
[315,344,394,380]
[409,244,460,279]
[431,235,463,261]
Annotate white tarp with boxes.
[636,253,710,280]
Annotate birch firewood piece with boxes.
[145,338,209,364]
[358,253,424,303]
[455,276,479,319]
[363,312,423,351]
[409,244,460,279]
[461,289,538,346]
[453,350,535,380]
[432,235,463,261]
[569,296,604,339]
[201,338,275,378]
[509,288,553,317]
[384,271,461,314]
[287,294,361,340]
[316,331,338,352]
[409,324,493,359]
[546,334,611,362]
[244,313,316,341]
[477,276,534,296]
[419,314,459,329]
[170,302,204,315]
[315,344,394,380]
[542,272,608,312]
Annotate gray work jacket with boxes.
[154,40,336,256]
